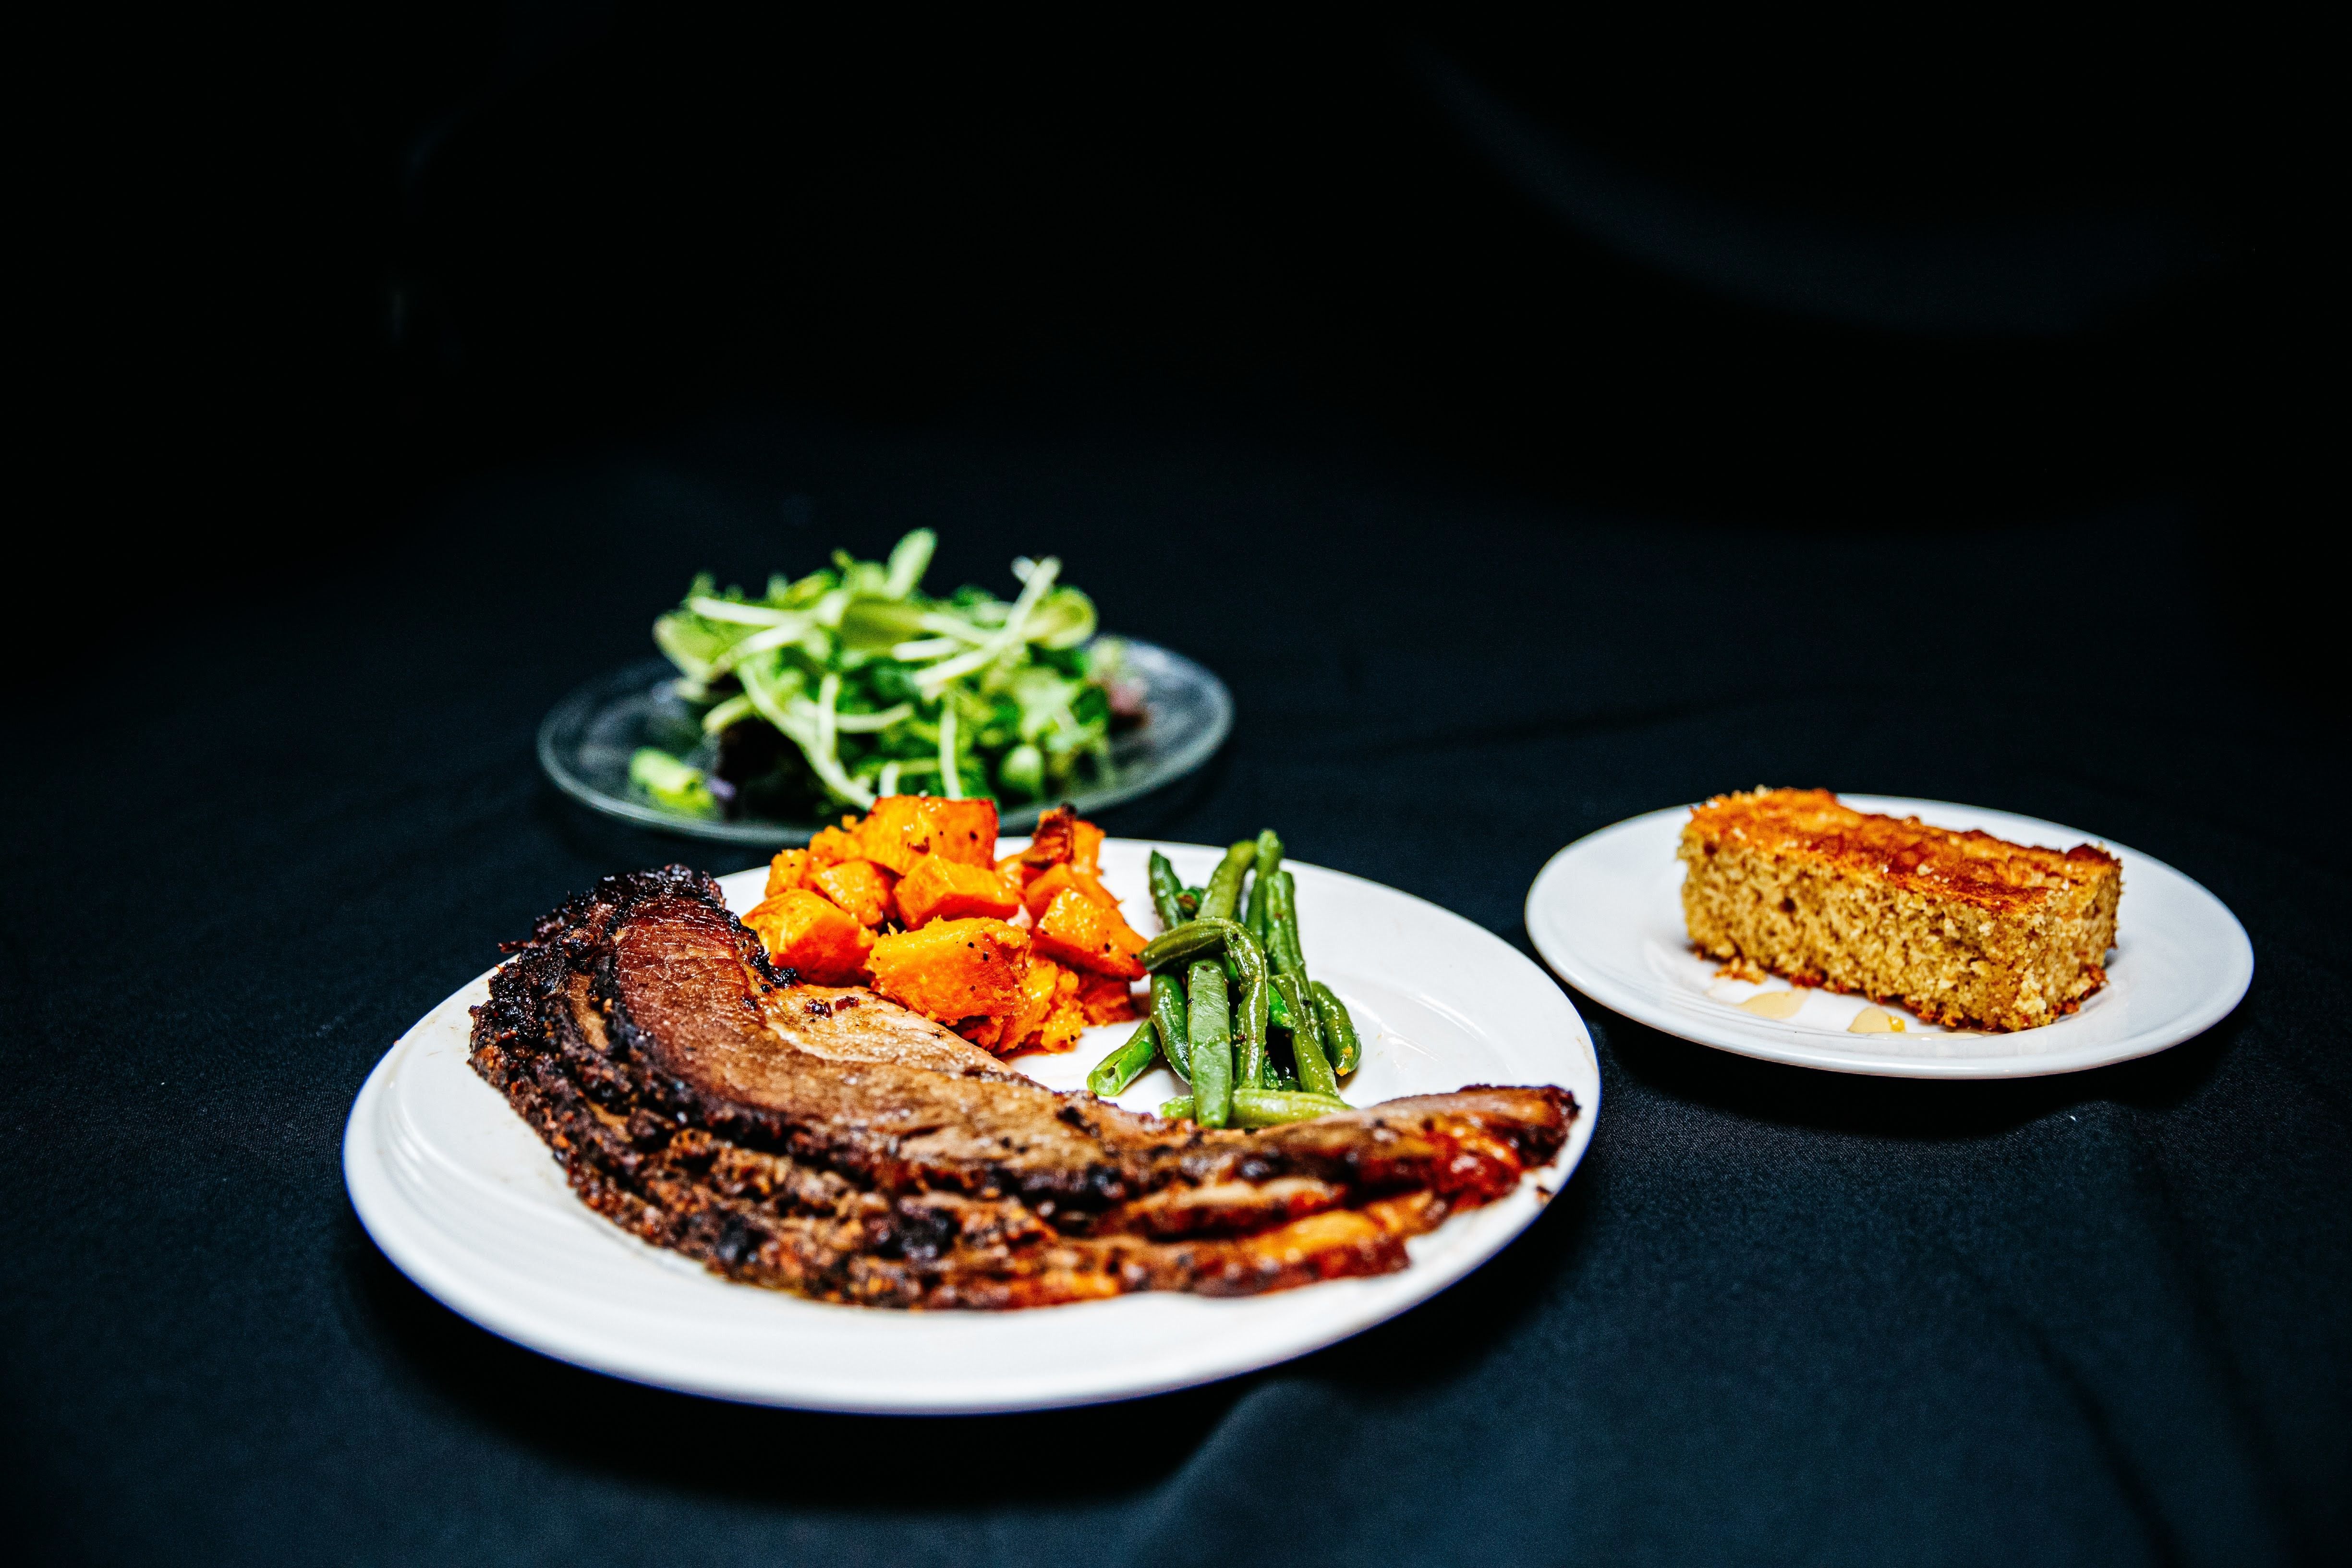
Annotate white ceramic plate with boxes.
[1526,796,2251,1080]
[344,840,1599,1412]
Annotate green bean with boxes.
[1158,1089,1351,1128]
[1265,984,1294,1031]
[1265,869,1307,979]
[1266,971,1304,1089]
[1275,926,1307,981]
[1263,871,1331,1088]
[1147,850,1187,933]
[1235,1088,1350,1126]
[1140,921,1226,972]
[1273,972,1340,1097]
[1151,971,1191,1084]
[1212,920,1271,1090]
[1087,1021,1159,1097]
[1310,980,1360,1076]
[1136,919,1264,1085]
[1187,958,1233,1128]
[1243,829,1284,943]
[1197,841,1256,923]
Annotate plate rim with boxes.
[344,841,1600,1412]
[1524,795,2254,1080]
[536,638,1234,845]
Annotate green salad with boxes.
[630,530,1126,819]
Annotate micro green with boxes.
[629,530,1116,815]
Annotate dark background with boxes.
[8,8,2344,1565]
[33,7,2340,676]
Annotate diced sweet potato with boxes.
[807,820,861,868]
[895,853,1021,928]
[867,917,1029,1028]
[1075,970,1142,1025]
[1036,998,1088,1054]
[1020,860,1118,922]
[1005,954,1079,1052]
[957,1014,1009,1052]
[1006,804,1103,875]
[764,849,812,898]
[850,795,999,875]
[1020,805,1077,868]
[742,889,874,985]
[1071,819,1104,875]
[809,858,897,928]
[1032,887,1147,978]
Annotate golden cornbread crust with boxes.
[1678,789,2121,1032]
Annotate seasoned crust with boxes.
[1686,788,2118,914]
[1679,790,2121,1033]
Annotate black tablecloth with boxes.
[4,410,2342,1565]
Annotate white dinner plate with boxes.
[344,840,1600,1412]
[1525,796,2251,1079]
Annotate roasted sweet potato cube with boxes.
[850,794,999,875]
[1070,818,1104,875]
[1020,805,1077,868]
[895,853,1021,927]
[807,820,861,868]
[1005,954,1079,1052]
[1011,806,1103,875]
[1020,860,1118,922]
[957,1014,1009,1052]
[764,849,812,898]
[867,917,1029,1026]
[742,889,874,985]
[809,858,897,928]
[1036,998,1088,1054]
[1075,970,1142,1025]
[1032,887,1147,978]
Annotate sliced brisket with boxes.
[469,866,1576,1309]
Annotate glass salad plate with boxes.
[538,639,1232,845]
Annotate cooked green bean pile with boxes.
[1083,834,1363,1127]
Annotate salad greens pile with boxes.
[631,530,1120,818]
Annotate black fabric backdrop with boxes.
[3,406,2344,1565]
[12,9,2347,1563]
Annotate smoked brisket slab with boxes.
[468,866,1577,1309]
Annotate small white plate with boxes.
[1525,796,2252,1080]
[345,840,1599,1412]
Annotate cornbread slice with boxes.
[1678,789,2120,1032]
